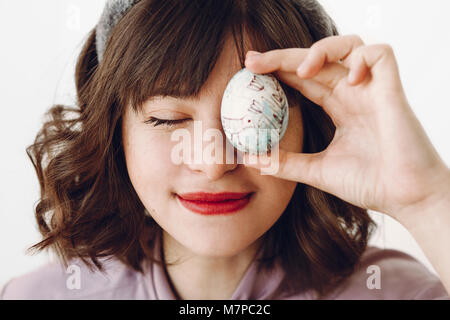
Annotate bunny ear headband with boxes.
[95,0,142,62]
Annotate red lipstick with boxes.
[176,192,253,215]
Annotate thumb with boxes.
[243,148,324,187]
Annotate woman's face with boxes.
[122,38,304,257]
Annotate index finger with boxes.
[245,48,309,74]
[295,34,365,78]
[245,35,365,78]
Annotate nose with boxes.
[185,119,239,181]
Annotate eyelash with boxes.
[144,117,190,128]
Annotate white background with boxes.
[1,0,449,288]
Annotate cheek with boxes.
[251,173,298,220]
[280,105,303,153]
[248,105,303,218]
[123,128,177,203]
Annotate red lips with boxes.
[176,192,253,215]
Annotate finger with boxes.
[346,44,400,86]
[303,62,349,89]
[245,48,309,74]
[347,51,369,85]
[273,71,335,109]
[296,34,365,79]
[246,48,350,90]
[243,148,325,189]
[275,61,349,90]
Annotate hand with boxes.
[243,34,450,223]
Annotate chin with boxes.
[181,234,256,258]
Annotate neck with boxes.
[162,231,262,300]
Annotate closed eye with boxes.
[144,117,190,128]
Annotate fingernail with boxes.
[347,70,357,84]
[246,51,262,61]
[297,63,309,77]
[247,50,261,57]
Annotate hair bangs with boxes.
[105,0,317,116]
[108,0,240,114]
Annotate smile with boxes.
[176,192,254,215]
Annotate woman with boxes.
[1,0,449,299]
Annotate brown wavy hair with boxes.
[26,0,375,298]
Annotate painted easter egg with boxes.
[221,68,289,154]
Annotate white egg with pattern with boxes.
[221,68,289,154]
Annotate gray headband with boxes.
[95,0,142,62]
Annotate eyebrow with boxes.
[140,95,200,114]
[145,94,203,105]
[145,82,221,105]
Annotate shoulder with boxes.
[327,246,449,300]
[0,257,147,300]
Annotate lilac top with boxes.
[1,235,448,300]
